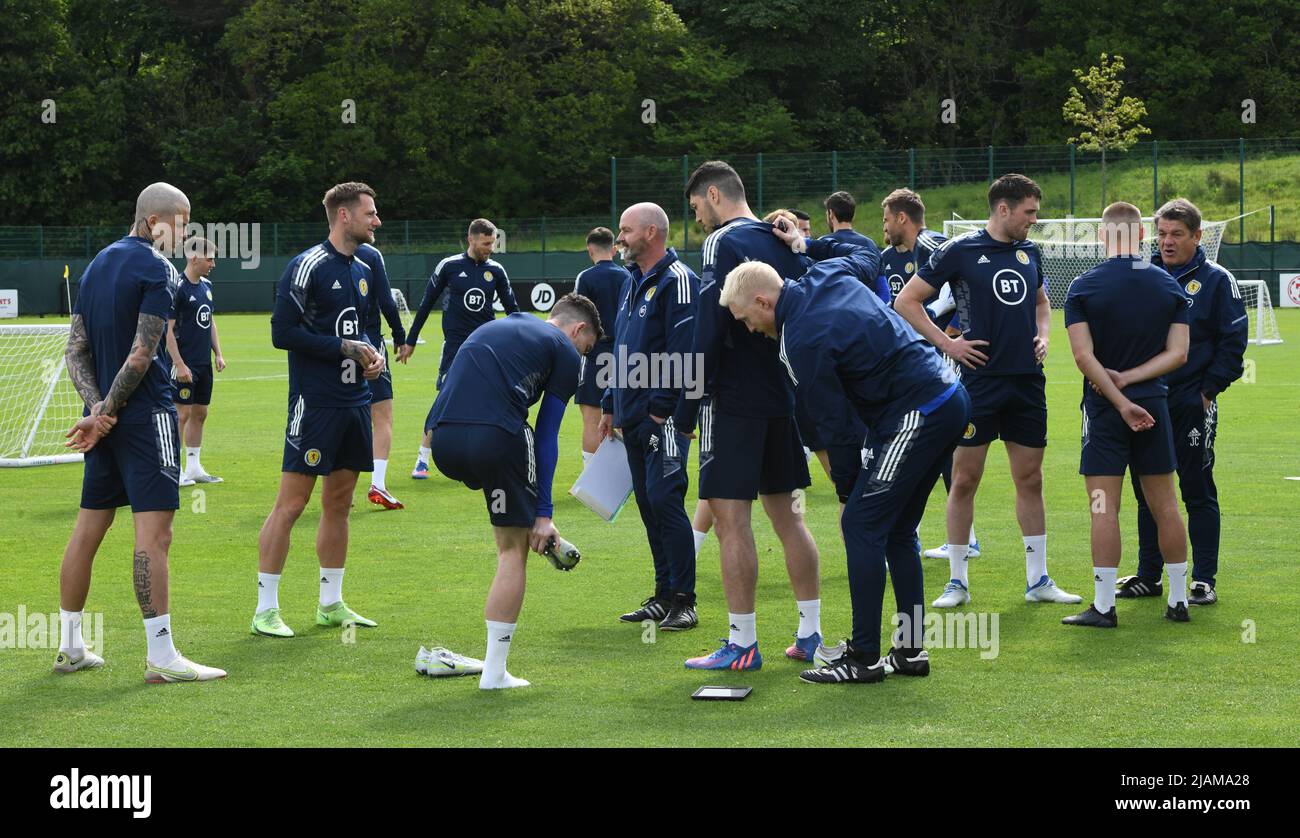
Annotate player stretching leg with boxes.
[724,227,969,683]
[1063,203,1192,626]
[59,182,224,682]
[896,174,1080,609]
[356,241,407,509]
[252,182,386,638]
[427,295,600,688]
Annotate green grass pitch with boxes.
[1,310,1297,747]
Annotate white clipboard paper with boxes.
[569,435,634,523]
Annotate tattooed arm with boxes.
[64,314,103,411]
[99,312,167,418]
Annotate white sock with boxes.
[728,612,757,648]
[144,614,178,666]
[581,450,593,464]
[372,458,388,490]
[418,446,431,464]
[948,543,970,586]
[186,446,201,474]
[319,567,344,607]
[480,620,529,688]
[796,599,821,639]
[59,608,84,653]
[257,572,281,612]
[692,529,707,556]
[1024,534,1047,586]
[1166,562,1188,606]
[968,524,977,545]
[1094,567,1117,613]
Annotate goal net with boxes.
[390,288,425,344]
[1238,279,1283,345]
[943,216,1230,308]
[0,324,85,467]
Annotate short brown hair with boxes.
[322,182,376,222]
[824,191,856,223]
[183,236,218,259]
[586,227,615,249]
[1102,201,1142,225]
[552,292,604,341]
[881,188,925,225]
[684,160,746,202]
[987,174,1041,210]
[1155,198,1201,233]
[468,218,496,238]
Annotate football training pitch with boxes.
[1,310,1296,747]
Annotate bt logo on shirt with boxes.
[196,304,211,329]
[992,269,1027,306]
[464,288,487,312]
[335,306,362,384]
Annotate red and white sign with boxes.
[1282,274,1300,308]
[0,290,17,318]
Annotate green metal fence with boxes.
[4,138,1300,260]
[613,138,1300,247]
[0,216,614,261]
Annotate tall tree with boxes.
[1063,52,1150,208]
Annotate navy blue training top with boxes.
[427,313,581,435]
[73,235,179,423]
[1064,255,1190,411]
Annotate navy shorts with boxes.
[698,407,810,500]
[370,344,393,403]
[959,372,1047,448]
[1080,397,1176,476]
[282,397,373,475]
[430,423,537,528]
[576,342,614,407]
[436,340,463,391]
[173,365,213,406]
[81,409,181,512]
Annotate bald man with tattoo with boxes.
[58,182,227,683]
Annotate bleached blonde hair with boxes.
[719,261,782,309]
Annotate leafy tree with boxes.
[1063,52,1149,207]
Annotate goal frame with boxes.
[0,323,84,467]
[1237,279,1283,346]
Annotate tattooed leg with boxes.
[132,511,174,618]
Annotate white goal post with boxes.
[0,324,85,467]
[390,288,425,345]
[1237,279,1283,345]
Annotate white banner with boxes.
[1282,273,1300,308]
[0,290,17,318]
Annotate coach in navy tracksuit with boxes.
[600,203,700,630]
[722,230,969,684]
[1121,200,1247,606]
